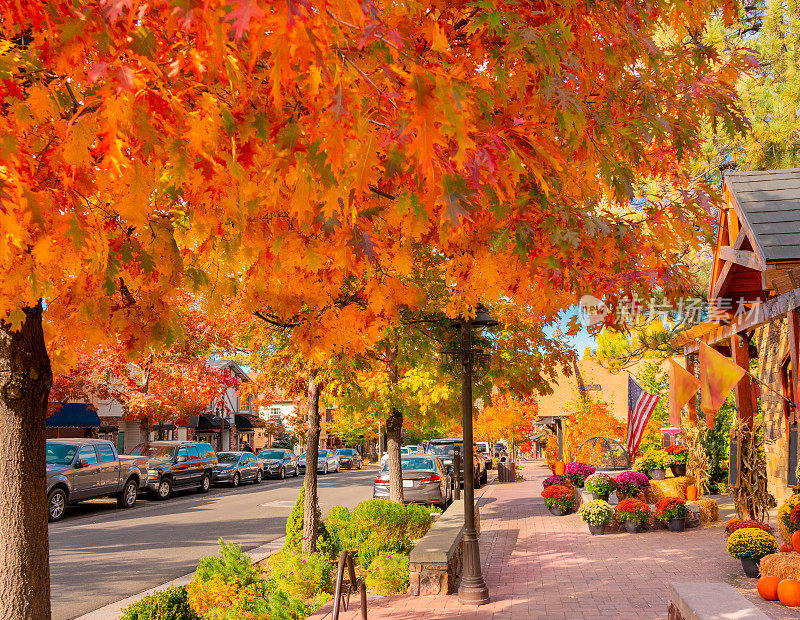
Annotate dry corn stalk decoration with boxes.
[680,415,708,496]
[731,416,776,521]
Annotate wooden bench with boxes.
[668,582,770,620]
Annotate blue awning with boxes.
[47,403,101,428]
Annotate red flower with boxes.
[665,445,687,455]
[725,518,774,535]
[541,485,572,500]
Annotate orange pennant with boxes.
[669,358,700,428]
[699,341,746,427]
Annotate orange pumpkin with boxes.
[781,543,794,553]
[554,461,566,476]
[778,579,800,607]
[685,485,698,501]
[792,531,800,553]
[758,576,781,601]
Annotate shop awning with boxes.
[191,413,229,431]
[46,403,101,428]
[234,414,255,430]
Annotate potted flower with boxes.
[727,527,779,577]
[665,445,688,477]
[615,498,652,533]
[541,484,576,516]
[614,470,650,500]
[644,450,671,480]
[724,519,774,537]
[542,474,570,488]
[565,462,595,487]
[655,497,688,531]
[578,499,613,535]
[584,472,616,501]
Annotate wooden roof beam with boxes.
[718,246,765,271]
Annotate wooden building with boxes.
[679,169,800,503]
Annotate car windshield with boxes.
[258,450,284,459]
[46,442,79,465]
[336,449,354,456]
[427,443,455,456]
[131,444,175,460]
[217,453,239,463]
[319,450,328,457]
[382,457,436,472]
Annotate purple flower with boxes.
[301,559,307,564]
[565,462,595,486]
[615,470,650,495]
[542,475,569,488]
[387,554,392,558]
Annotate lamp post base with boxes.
[458,575,490,605]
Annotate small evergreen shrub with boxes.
[268,549,333,600]
[201,579,310,620]
[193,539,260,586]
[365,553,410,595]
[285,485,328,551]
[121,586,198,620]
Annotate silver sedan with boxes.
[298,449,339,474]
[373,455,452,509]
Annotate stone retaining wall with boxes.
[408,500,479,596]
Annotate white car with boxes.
[380,446,411,465]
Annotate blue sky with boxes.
[548,306,597,359]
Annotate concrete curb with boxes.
[76,537,286,620]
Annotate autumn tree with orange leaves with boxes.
[476,390,539,459]
[1,0,749,615]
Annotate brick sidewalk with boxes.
[310,462,800,620]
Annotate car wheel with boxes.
[232,472,240,488]
[293,465,299,477]
[48,488,67,522]
[199,473,211,493]
[255,469,262,484]
[323,463,328,475]
[117,479,138,509]
[279,467,285,480]
[357,461,362,470]
[157,477,173,500]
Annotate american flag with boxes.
[627,375,660,459]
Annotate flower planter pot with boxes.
[588,523,606,535]
[625,520,644,533]
[667,517,686,532]
[670,463,687,477]
[740,558,760,578]
[649,468,666,480]
[592,492,609,502]
[548,506,570,516]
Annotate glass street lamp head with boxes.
[472,304,499,328]
[452,304,499,329]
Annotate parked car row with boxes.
[45,439,366,522]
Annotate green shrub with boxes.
[194,539,259,587]
[406,504,437,539]
[318,505,352,559]
[268,549,333,600]
[121,586,198,620]
[285,485,328,552]
[320,500,436,568]
[364,554,410,595]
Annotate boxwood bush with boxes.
[121,586,198,620]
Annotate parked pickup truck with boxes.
[46,438,149,522]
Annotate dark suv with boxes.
[131,441,218,500]
[426,438,487,488]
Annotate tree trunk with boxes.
[386,345,404,503]
[302,370,321,553]
[386,408,404,503]
[0,302,53,619]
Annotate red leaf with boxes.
[226,0,264,41]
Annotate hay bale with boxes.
[694,498,719,523]
[645,476,691,502]
[760,552,800,580]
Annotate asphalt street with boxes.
[49,467,376,620]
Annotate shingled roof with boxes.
[725,169,800,262]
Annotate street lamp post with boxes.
[452,304,497,606]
